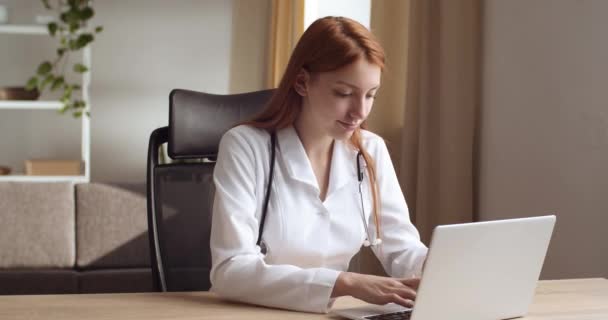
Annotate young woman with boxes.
[209,16,428,313]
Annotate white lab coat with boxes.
[209,124,428,313]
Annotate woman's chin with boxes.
[331,129,356,140]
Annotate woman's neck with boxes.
[293,115,334,161]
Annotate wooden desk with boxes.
[0,278,606,319]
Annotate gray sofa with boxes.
[0,182,154,294]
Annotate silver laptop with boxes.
[332,215,556,320]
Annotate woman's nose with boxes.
[349,96,367,119]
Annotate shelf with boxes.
[1,24,92,183]
[0,100,63,110]
[0,25,48,35]
[0,175,88,182]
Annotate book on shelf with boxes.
[24,159,82,176]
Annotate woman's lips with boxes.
[337,120,358,130]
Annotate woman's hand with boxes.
[331,272,420,308]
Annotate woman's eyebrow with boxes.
[335,80,380,90]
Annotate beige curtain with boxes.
[358,0,481,274]
[400,0,481,244]
[267,0,305,88]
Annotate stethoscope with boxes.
[357,151,382,247]
[257,132,382,255]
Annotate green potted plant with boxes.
[25,0,102,118]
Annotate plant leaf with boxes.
[63,8,80,25]
[74,100,86,109]
[95,26,103,33]
[39,74,55,91]
[61,85,74,101]
[59,103,70,114]
[73,63,88,73]
[79,7,94,21]
[48,22,58,36]
[57,48,66,56]
[41,0,51,10]
[75,33,94,49]
[36,61,52,75]
[26,77,39,91]
[51,76,65,91]
[72,110,82,118]
[69,22,79,33]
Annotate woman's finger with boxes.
[399,277,421,290]
[386,293,415,309]
[394,286,417,301]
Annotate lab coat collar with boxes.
[276,126,359,196]
[327,137,359,196]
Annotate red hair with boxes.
[243,16,385,240]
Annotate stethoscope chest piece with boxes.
[260,240,268,255]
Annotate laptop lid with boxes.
[332,215,556,320]
[411,215,556,320]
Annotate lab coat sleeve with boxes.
[369,138,428,278]
[209,129,341,313]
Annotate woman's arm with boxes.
[210,129,340,313]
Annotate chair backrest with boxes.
[146,88,275,292]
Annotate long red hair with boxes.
[242,16,385,239]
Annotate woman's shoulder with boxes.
[359,129,387,155]
[222,124,269,144]
[220,124,270,149]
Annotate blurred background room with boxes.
[0,0,606,296]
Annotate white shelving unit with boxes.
[0,100,63,109]
[0,24,91,183]
[0,24,48,35]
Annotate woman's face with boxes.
[296,58,381,140]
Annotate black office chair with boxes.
[146,88,275,292]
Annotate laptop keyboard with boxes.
[364,310,412,320]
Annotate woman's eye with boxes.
[334,91,352,97]
[366,94,376,99]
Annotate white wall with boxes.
[90,0,234,183]
[0,0,270,183]
[305,0,371,30]
[480,0,608,279]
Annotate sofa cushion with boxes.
[76,183,150,268]
[0,182,75,268]
[0,269,78,295]
[78,268,154,293]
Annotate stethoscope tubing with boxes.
[357,151,381,247]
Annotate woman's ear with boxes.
[293,69,310,97]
